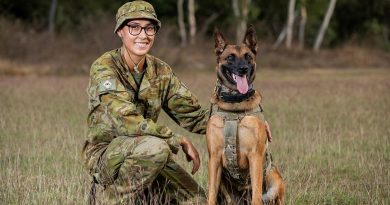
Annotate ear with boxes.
[116,30,122,38]
[243,24,258,54]
[214,27,227,55]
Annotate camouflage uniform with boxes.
[82,2,208,204]
[82,48,208,204]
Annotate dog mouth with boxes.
[222,66,249,94]
[232,74,249,94]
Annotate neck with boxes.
[216,81,255,103]
[122,46,146,73]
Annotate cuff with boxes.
[165,134,184,154]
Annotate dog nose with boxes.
[238,66,249,74]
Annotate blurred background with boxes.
[0,1,389,204]
[0,0,389,75]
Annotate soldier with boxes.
[82,1,208,204]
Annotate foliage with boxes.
[0,0,388,48]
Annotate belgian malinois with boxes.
[206,25,285,205]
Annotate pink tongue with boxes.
[234,74,248,94]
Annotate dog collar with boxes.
[216,84,255,103]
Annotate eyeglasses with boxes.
[127,24,157,36]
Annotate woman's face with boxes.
[117,19,156,57]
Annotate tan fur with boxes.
[207,26,285,205]
[263,166,285,205]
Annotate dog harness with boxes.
[210,104,272,187]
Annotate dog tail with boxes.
[262,166,285,204]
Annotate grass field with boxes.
[0,68,389,204]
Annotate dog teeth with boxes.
[233,74,236,80]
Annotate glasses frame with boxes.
[126,23,157,36]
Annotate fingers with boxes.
[180,137,200,174]
[265,120,272,143]
[191,152,200,174]
[186,154,192,161]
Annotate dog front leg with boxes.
[207,155,222,205]
[249,153,264,205]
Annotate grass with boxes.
[0,68,389,204]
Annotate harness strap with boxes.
[224,118,243,180]
[211,103,267,184]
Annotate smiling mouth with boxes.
[222,66,249,94]
[135,42,149,48]
[232,73,248,94]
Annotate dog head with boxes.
[214,25,257,94]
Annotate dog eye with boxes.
[226,54,235,62]
[245,53,252,61]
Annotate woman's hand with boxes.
[265,120,272,143]
[180,137,200,175]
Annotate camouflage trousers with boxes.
[90,136,206,205]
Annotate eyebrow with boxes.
[127,22,154,27]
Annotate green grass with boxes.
[0,69,389,204]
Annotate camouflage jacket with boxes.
[83,48,208,170]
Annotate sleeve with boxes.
[163,73,209,134]
[88,64,183,153]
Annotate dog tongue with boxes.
[234,74,248,94]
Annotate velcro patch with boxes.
[97,78,117,94]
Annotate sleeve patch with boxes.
[97,78,117,94]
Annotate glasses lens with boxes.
[128,25,142,35]
[127,24,156,36]
[145,26,156,36]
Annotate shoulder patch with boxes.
[97,78,117,94]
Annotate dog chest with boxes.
[210,104,265,183]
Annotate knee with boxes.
[134,136,171,165]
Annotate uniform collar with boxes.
[115,48,157,91]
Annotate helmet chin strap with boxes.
[123,45,145,74]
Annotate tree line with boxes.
[0,0,388,50]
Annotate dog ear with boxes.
[214,27,227,56]
[243,24,258,54]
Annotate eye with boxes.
[145,25,155,31]
[245,53,252,61]
[128,24,141,31]
[226,54,235,62]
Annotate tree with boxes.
[286,0,296,49]
[313,0,337,52]
[188,0,196,45]
[48,0,57,35]
[232,0,251,44]
[177,0,187,47]
[272,11,298,50]
[298,3,307,49]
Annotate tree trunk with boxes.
[298,5,307,50]
[232,0,240,43]
[286,0,296,49]
[383,25,389,45]
[313,0,337,52]
[273,11,298,50]
[177,0,187,47]
[48,0,57,35]
[199,13,219,36]
[273,26,287,50]
[233,0,250,44]
[188,0,196,45]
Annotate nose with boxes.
[138,28,147,38]
[238,66,249,74]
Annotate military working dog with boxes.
[206,25,285,205]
